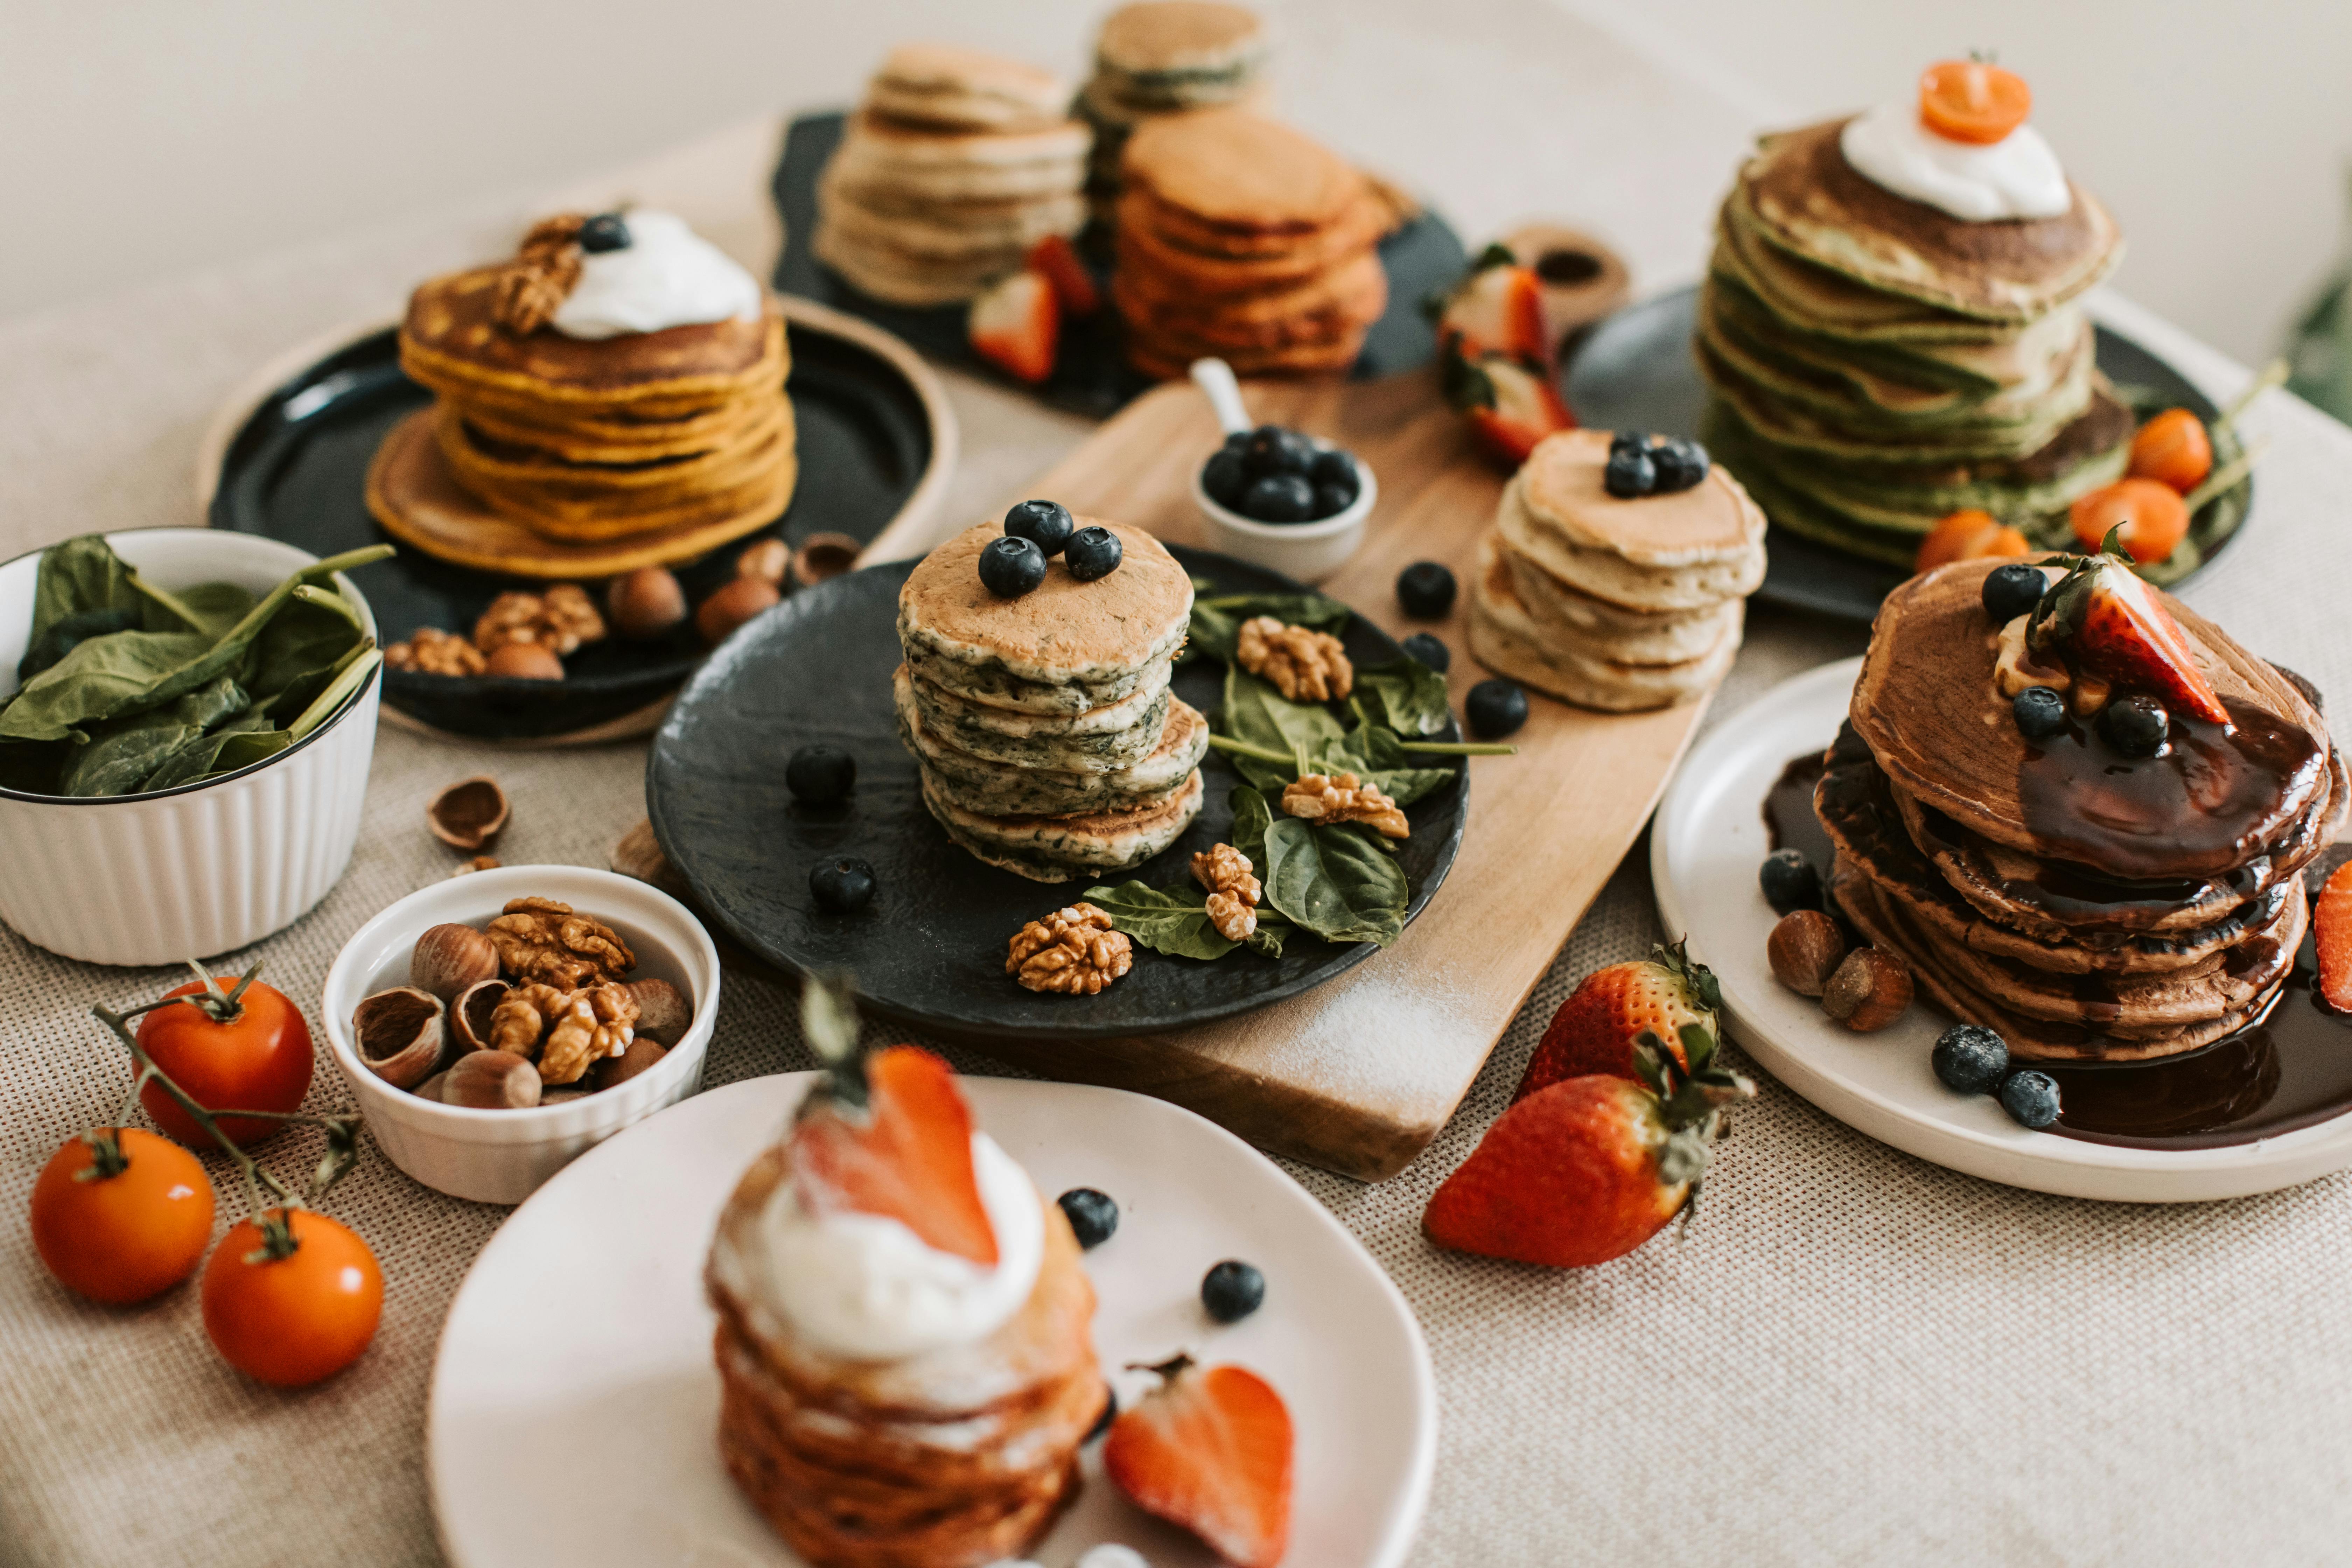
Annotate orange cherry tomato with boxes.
[201,1208,382,1387]
[2070,478,2190,563]
[28,1129,215,1305]
[2127,408,2214,493]
[1916,509,2031,573]
[1918,60,2032,145]
[136,977,314,1150]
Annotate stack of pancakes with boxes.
[814,44,1090,308]
[1113,107,1389,380]
[895,520,1208,882]
[708,1144,1103,1567]
[1824,558,2347,1061]
[1697,119,2131,567]
[1468,430,1765,711]
[1075,0,1271,224]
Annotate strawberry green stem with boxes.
[2182,439,2266,515]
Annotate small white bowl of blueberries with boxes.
[1186,358,1376,582]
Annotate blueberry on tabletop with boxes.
[1202,1259,1267,1323]
[2012,686,2068,741]
[785,744,856,805]
[1981,561,2047,623]
[1311,482,1357,519]
[1649,438,1710,492]
[1065,525,1124,581]
[1003,498,1075,556]
[1465,678,1528,739]
[1308,447,1360,499]
[1057,1187,1119,1248]
[1400,631,1451,672]
[1241,475,1315,524]
[2100,694,2170,757]
[1603,446,1657,499]
[1396,561,1458,619]
[1932,1024,2011,1096]
[1759,847,1823,915]
[1998,1070,2062,1129]
[1202,448,1250,510]
[978,534,1047,598]
[1241,424,1315,479]
[809,858,877,915]
[577,212,631,253]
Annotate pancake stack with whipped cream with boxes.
[1469,429,1765,711]
[895,519,1206,882]
[814,43,1090,308]
[1822,553,2346,1061]
[1697,62,2130,568]
[1074,0,1271,224]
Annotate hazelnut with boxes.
[1821,947,1914,1032]
[428,776,509,852]
[414,1070,451,1103]
[412,922,500,1000]
[352,986,446,1090]
[443,1048,542,1110]
[590,1037,668,1092]
[540,1086,595,1105]
[608,566,687,640]
[450,976,512,1053]
[486,643,564,680]
[627,978,692,1045]
[697,575,780,645]
[1766,910,1846,997]
[735,538,790,585]
[790,532,861,588]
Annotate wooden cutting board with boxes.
[628,374,1718,1181]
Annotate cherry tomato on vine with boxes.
[28,1129,216,1305]
[201,1208,382,1386]
[2127,408,2214,493]
[136,976,314,1149]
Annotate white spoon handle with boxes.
[1188,357,1253,437]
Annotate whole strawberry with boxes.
[1426,1028,1753,1268]
[1513,939,1721,1102]
[1105,1353,1294,1568]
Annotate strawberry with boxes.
[1025,233,1100,316]
[1431,243,1549,364]
[2316,860,2352,1013]
[1441,345,1574,467]
[1425,1029,1753,1268]
[789,1041,999,1266]
[969,268,1059,385]
[2028,531,2229,724]
[1513,939,1722,1102]
[1105,1354,1294,1568]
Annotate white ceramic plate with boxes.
[430,1074,1436,1567]
[1651,656,2352,1203]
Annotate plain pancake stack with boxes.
[1468,429,1765,711]
[1697,118,2131,567]
[1074,0,1271,223]
[895,520,1207,882]
[1113,107,1390,379]
[814,43,1090,307]
[1823,557,2347,1061]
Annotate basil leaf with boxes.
[1228,785,1274,869]
[1261,817,1408,946]
[1245,917,1288,958]
[1355,657,1451,736]
[16,606,139,684]
[1084,881,1240,960]
[1189,592,1353,664]
[31,536,138,643]
[1221,665,1345,790]
[1308,715,1457,808]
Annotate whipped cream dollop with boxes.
[550,209,763,340]
[747,1132,1045,1361]
[1840,98,2071,222]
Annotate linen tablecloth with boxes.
[7,3,2352,1563]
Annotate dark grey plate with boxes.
[1561,285,2250,621]
[645,547,1468,1042]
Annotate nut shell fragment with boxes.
[450,977,512,1053]
[353,986,446,1090]
[428,777,510,852]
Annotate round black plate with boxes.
[209,319,935,738]
[645,547,1469,1042]
[1561,285,2250,621]
[771,111,1469,420]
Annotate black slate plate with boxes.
[1561,285,2251,622]
[772,111,1469,419]
[209,317,936,739]
[646,547,1468,1043]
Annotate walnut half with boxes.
[1236,616,1353,702]
[1281,772,1409,840]
[485,980,638,1085]
[487,897,636,990]
[474,584,607,657]
[385,626,487,677]
[1191,843,1261,941]
[1008,904,1133,995]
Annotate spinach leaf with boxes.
[31,536,139,642]
[1220,665,1346,790]
[1355,657,1451,736]
[285,647,380,740]
[0,629,213,742]
[137,577,255,640]
[1228,785,1274,869]
[59,709,200,797]
[1261,816,1408,946]
[141,711,273,793]
[249,583,364,701]
[1189,592,1353,664]
[1084,881,1242,960]
[204,728,294,779]
[17,606,139,684]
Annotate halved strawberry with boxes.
[1441,346,1573,468]
[969,269,1059,385]
[2316,860,2352,1013]
[789,1045,999,1266]
[1514,940,1722,1101]
[1105,1354,1293,1568]
[1025,233,1100,316]
[1433,244,1549,364]
[2029,540,2229,724]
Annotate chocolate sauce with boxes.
[1763,748,1834,874]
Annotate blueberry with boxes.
[1202,449,1250,510]
[1085,1384,1118,1443]
[1057,1187,1119,1248]
[1465,679,1528,738]
[1981,561,2047,623]
[2012,686,2067,741]
[1603,446,1657,499]
[1201,1259,1266,1323]
[1932,1024,2010,1095]
[1396,561,1457,619]
[1065,525,1124,581]
[1311,482,1357,519]
[1221,430,1251,453]
[1241,424,1315,479]
[978,534,1046,597]
[1308,447,1360,500]
[1998,1069,2062,1129]
[2100,694,2170,758]
[1003,498,1075,556]
[1242,475,1315,523]
[578,212,631,253]
[1759,848,1822,915]
[785,744,856,805]
[1400,631,1451,672]
[1649,438,1710,492]
[809,857,876,914]
[1608,429,1651,454]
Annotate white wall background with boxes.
[2,0,2348,363]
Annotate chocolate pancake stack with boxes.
[1823,558,2347,1061]
[1698,119,2131,567]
